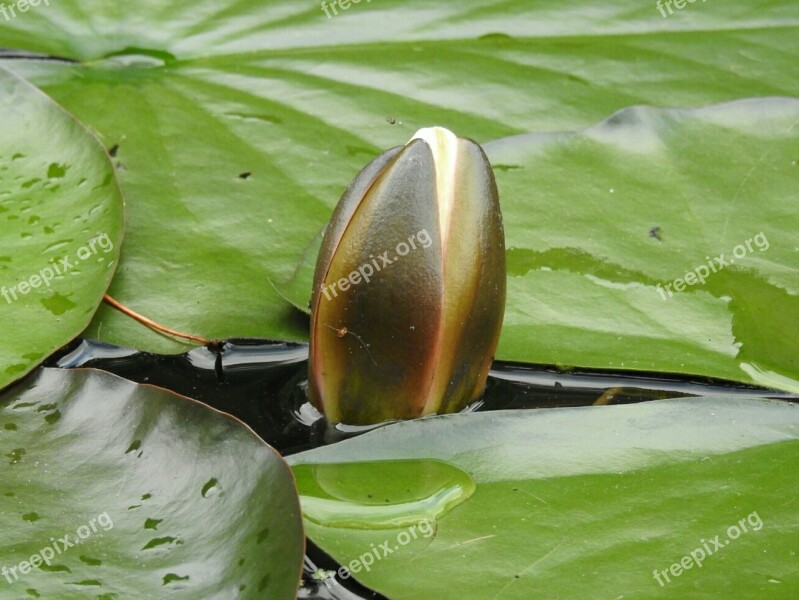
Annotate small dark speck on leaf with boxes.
[239,172,251,179]
[7,448,25,464]
[142,536,182,550]
[649,226,663,241]
[109,144,119,157]
[39,564,70,573]
[163,573,189,585]
[201,478,219,498]
[47,163,66,178]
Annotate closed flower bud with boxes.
[308,127,505,425]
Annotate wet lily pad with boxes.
[491,98,799,392]
[0,368,304,599]
[0,67,123,390]
[0,1,797,354]
[289,396,799,598]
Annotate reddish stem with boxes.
[103,294,209,345]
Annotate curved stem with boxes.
[102,294,209,345]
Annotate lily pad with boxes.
[1,1,797,354]
[0,67,123,390]
[491,98,799,392]
[289,396,799,598]
[0,367,304,599]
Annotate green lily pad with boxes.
[491,98,799,392]
[0,367,304,599]
[289,397,799,598]
[0,67,123,390]
[1,1,797,355]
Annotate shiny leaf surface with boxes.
[1,0,797,361]
[0,67,123,390]
[0,368,304,599]
[290,397,799,598]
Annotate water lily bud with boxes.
[308,126,505,425]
